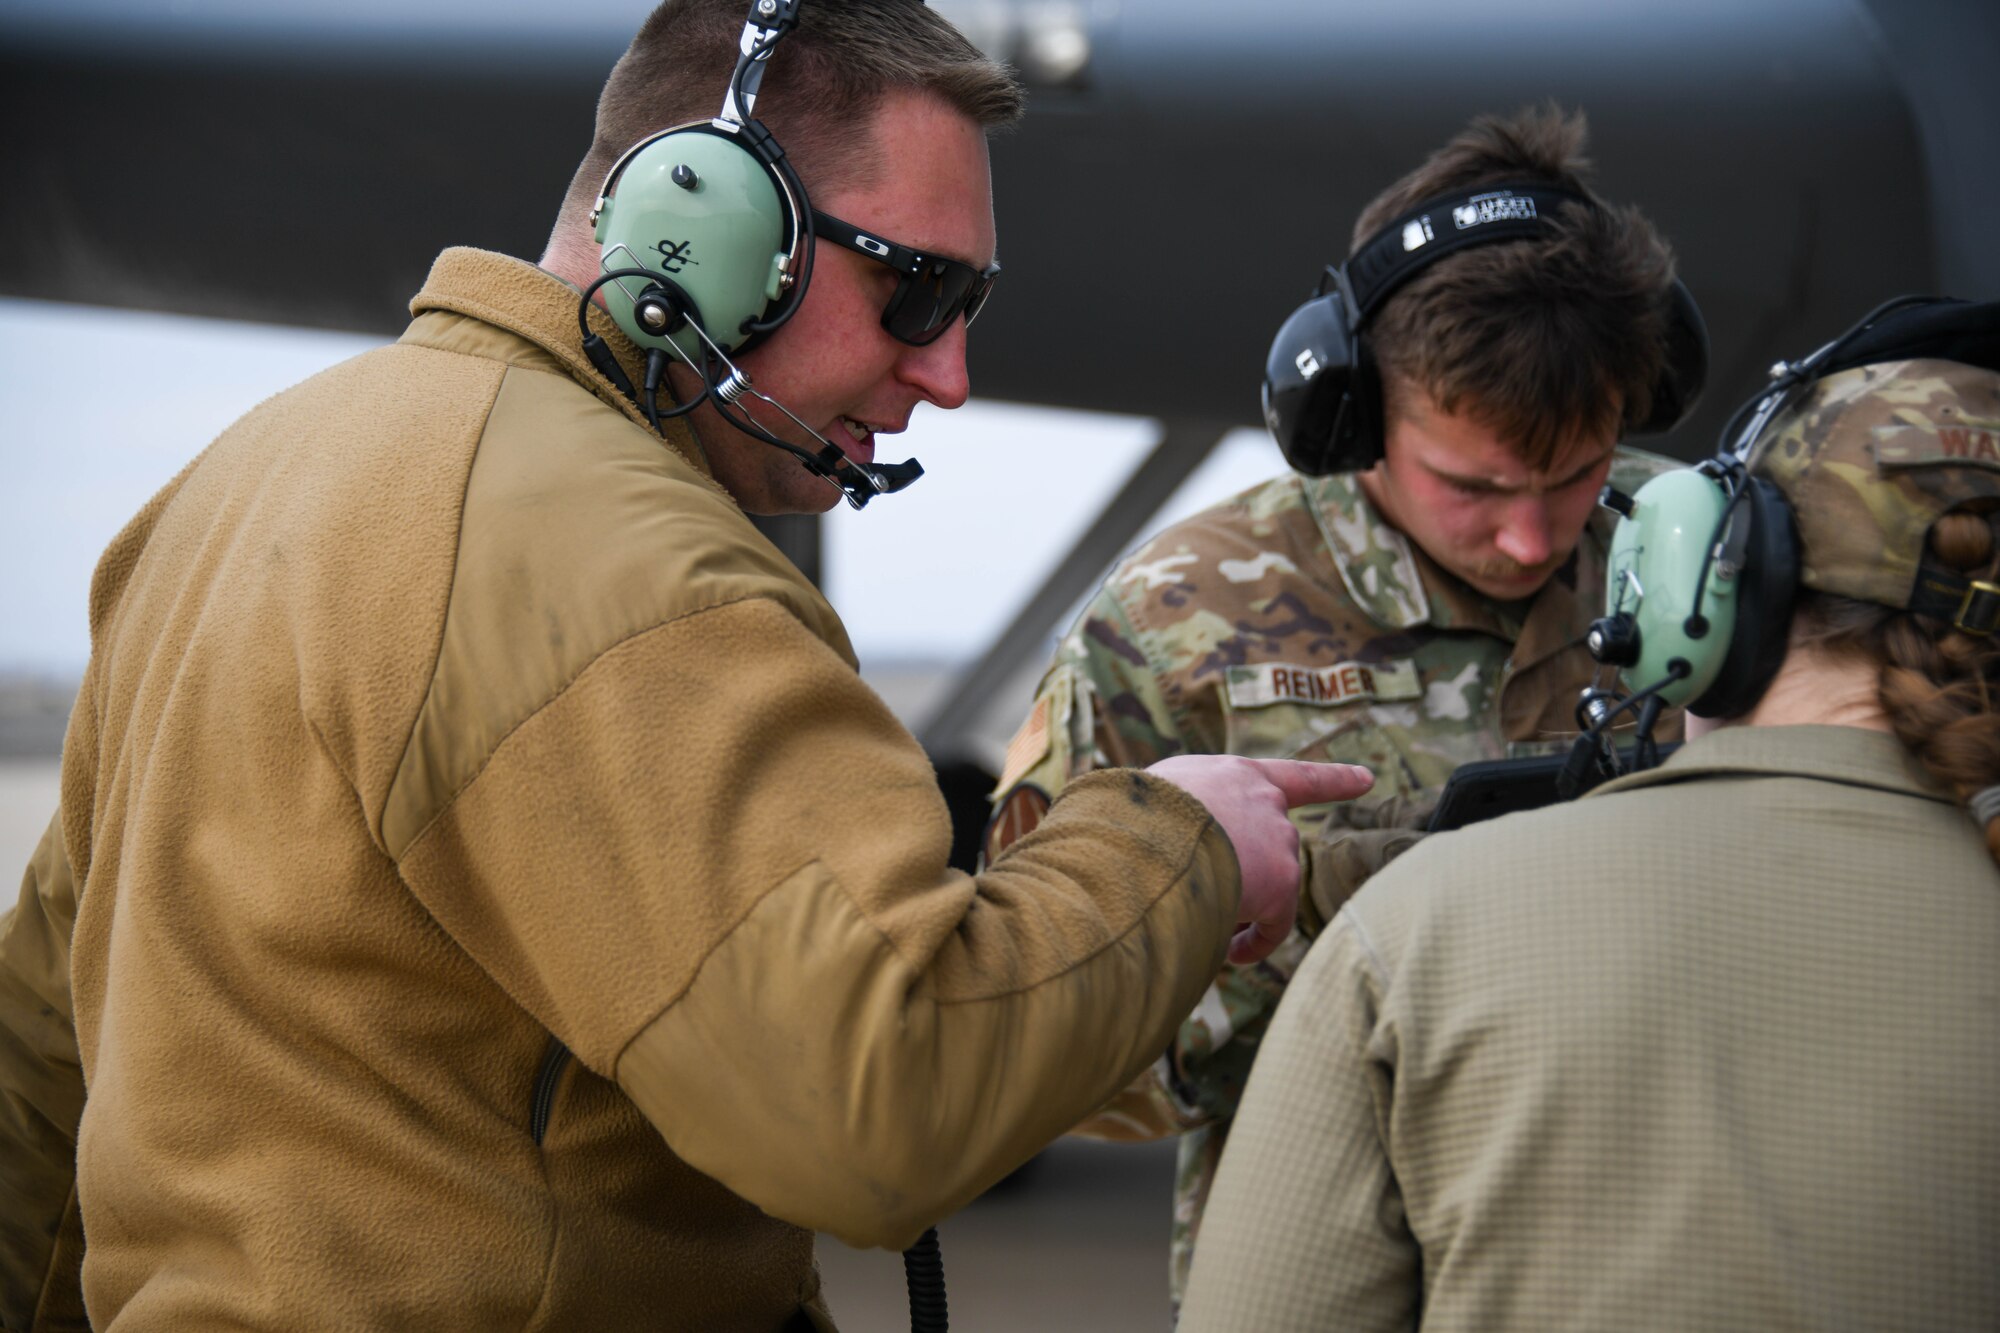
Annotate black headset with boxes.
[1563,295,2000,793]
[1262,182,1710,476]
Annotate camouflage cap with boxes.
[1747,356,2000,624]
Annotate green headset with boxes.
[1585,460,1800,721]
[588,61,809,364]
[1582,296,2000,752]
[575,0,922,508]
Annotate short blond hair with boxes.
[553,0,1023,239]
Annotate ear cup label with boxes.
[651,238,700,274]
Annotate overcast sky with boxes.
[0,297,1284,677]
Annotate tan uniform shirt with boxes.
[1181,725,2000,1331]
[0,249,1242,1331]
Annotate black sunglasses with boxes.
[811,209,1000,347]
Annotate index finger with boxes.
[1245,758,1374,809]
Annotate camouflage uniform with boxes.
[986,449,1680,1306]
[1750,357,2000,608]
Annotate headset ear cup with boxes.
[593,121,806,359]
[1632,279,1710,435]
[1688,477,1799,718]
[1343,333,1387,470]
[1264,291,1366,475]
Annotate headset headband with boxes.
[1342,184,1593,322]
[1788,297,2000,395]
[1267,177,1703,476]
[722,0,803,124]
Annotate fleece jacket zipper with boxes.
[530,1038,573,1146]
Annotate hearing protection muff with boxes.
[591,118,809,364]
[1567,295,2000,794]
[577,0,924,509]
[1591,464,1799,718]
[1262,184,1710,476]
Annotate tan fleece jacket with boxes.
[0,248,1241,1331]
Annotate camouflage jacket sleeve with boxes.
[985,586,1233,1142]
[0,809,89,1332]
[986,597,1418,1141]
[982,584,1188,866]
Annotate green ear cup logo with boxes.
[652,239,700,275]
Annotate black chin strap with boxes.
[1908,559,2000,637]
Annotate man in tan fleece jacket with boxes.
[0,2,1369,1329]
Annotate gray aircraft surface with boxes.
[5,0,1995,772]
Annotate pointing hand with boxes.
[1147,756,1374,964]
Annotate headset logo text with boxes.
[1453,193,1538,230]
[653,239,700,274]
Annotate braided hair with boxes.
[1800,510,2000,864]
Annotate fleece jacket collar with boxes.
[406,247,713,482]
[1591,723,1954,807]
